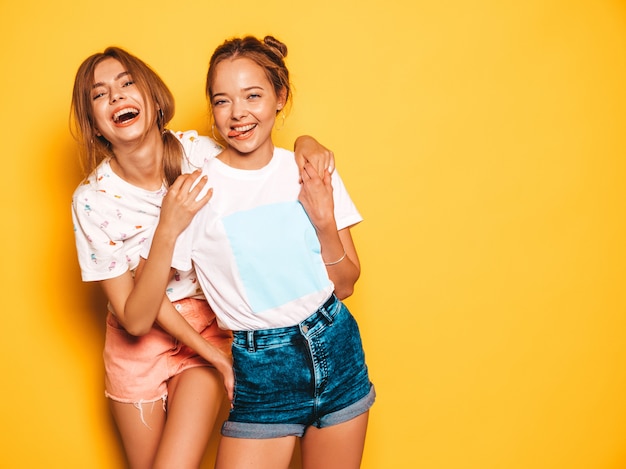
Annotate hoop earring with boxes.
[274,112,286,131]
[211,123,219,141]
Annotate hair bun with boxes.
[263,35,288,59]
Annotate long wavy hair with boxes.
[70,46,183,185]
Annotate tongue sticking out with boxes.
[228,124,256,138]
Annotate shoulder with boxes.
[273,147,297,169]
[72,160,113,201]
[172,129,202,145]
[275,146,294,158]
[173,130,224,172]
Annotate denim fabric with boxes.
[222,295,375,439]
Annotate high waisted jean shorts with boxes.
[222,294,375,439]
[103,298,232,404]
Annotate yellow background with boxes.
[1,0,625,468]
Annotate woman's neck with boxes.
[109,129,164,190]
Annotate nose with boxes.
[110,89,125,103]
[230,98,248,120]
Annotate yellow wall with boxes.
[1,0,625,467]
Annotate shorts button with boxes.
[302,325,309,333]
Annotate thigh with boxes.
[215,435,297,469]
[153,366,226,469]
[300,411,370,469]
[109,399,166,469]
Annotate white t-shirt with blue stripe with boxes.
[166,147,362,331]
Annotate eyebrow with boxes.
[242,85,265,93]
[212,85,265,98]
[92,71,131,89]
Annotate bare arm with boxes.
[122,170,210,335]
[298,162,360,299]
[100,271,234,402]
[99,170,235,399]
[156,296,234,402]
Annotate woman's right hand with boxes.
[159,169,212,236]
[211,347,235,405]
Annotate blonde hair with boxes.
[70,46,183,185]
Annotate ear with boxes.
[277,87,287,111]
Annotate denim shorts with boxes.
[222,295,375,439]
[103,298,232,404]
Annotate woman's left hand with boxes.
[298,162,335,232]
[293,136,335,179]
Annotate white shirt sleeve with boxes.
[331,170,363,230]
[72,187,130,281]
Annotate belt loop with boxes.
[320,308,333,324]
[246,331,255,352]
[320,294,337,324]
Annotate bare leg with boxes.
[109,398,166,469]
[300,412,369,469]
[215,435,297,469]
[153,366,225,469]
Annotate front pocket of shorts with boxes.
[232,340,312,403]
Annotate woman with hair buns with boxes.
[70,46,334,469]
[139,35,375,469]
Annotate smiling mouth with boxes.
[113,108,140,124]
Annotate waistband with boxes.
[232,294,339,350]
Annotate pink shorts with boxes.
[103,298,232,404]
